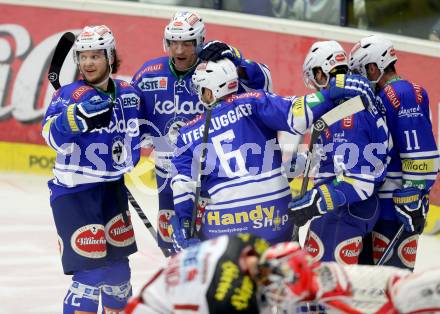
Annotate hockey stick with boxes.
[191,108,213,238]
[376,224,404,265]
[47,32,169,257]
[48,32,75,90]
[291,96,366,241]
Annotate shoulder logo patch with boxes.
[384,84,400,109]
[72,85,93,101]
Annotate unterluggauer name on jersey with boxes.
[181,103,253,144]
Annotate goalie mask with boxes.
[163,11,205,51]
[257,242,318,313]
[73,25,116,67]
[303,40,348,90]
[191,59,238,108]
[348,35,397,83]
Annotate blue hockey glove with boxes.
[393,187,428,234]
[169,215,200,252]
[328,74,375,108]
[54,99,112,135]
[197,40,244,66]
[289,184,345,227]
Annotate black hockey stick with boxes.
[377,224,404,265]
[47,32,169,257]
[126,188,171,257]
[291,96,366,241]
[48,32,75,90]
[191,108,213,238]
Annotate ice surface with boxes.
[0,172,438,313]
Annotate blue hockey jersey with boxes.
[313,103,390,206]
[42,79,141,202]
[171,90,339,243]
[131,56,272,178]
[377,79,439,219]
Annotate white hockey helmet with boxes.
[191,58,238,108]
[348,35,397,83]
[73,25,116,65]
[163,11,206,50]
[303,40,348,89]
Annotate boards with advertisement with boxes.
[0,1,439,210]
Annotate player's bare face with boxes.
[78,50,110,85]
[169,40,197,72]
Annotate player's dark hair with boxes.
[111,50,120,74]
[384,61,397,75]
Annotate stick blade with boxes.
[48,32,75,90]
[315,96,365,131]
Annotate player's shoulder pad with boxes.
[116,79,136,91]
[224,91,265,103]
[132,56,169,82]
[183,113,204,128]
[50,81,90,105]
[382,79,427,110]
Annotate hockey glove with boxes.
[328,74,376,108]
[54,99,112,135]
[288,184,345,227]
[197,40,244,66]
[169,215,200,252]
[393,187,428,234]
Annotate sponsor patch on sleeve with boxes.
[411,83,424,104]
[384,84,400,109]
[72,85,94,101]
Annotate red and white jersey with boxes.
[126,234,269,314]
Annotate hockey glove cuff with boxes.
[197,40,244,66]
[328,74,375,108]
[169,215,200,252]
[289,184,345,227]
[54,99,112,135]
[393,187,428,233]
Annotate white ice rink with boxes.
[1,172,439,313]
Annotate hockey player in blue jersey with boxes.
[349,35,439,270]
[131,11,273,254]
[169,58,378,251]
[42,25,141,313]
[288,41,390,265]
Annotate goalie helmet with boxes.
[164,11,205,50]
[191,59,238,108]
[348,35,397,83]
[257,242,318,313]
[73,25,115,65]
[303,40,348,89]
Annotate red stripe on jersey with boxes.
[412,83,423,104]
[384,84,400,109]
[174,304,200,311]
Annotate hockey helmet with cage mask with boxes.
[73,25,116,67]
[303,40,348,90]
[163,11,206,51]
[191,58,238,109]
[256,242,318,313]
[348,35,397,83]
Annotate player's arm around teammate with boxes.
[169,57,377,252]
[349,35,440,269]
[288,40,390,264]
[130,11,274,254]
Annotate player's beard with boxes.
[82,65,111,88]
